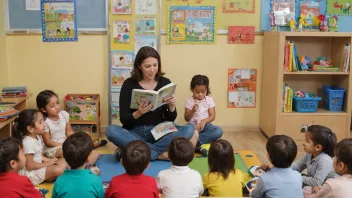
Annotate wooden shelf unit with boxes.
[260,32,352,143]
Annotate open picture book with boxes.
[151,121,178,140]
[130,83,176,111]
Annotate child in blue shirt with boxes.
[52,132,104,198]
[251,135,303,198]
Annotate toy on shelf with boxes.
[315,56,332,66]
[297,14,305,32]
[328,15,338,32]
[319,15,329,32]
[299,56,312,71]
[308,57,340,72]
[289,18,296,32]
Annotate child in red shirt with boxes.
[105,140,159,198]
[0,137,42,197]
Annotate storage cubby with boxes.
[260,32,351,143]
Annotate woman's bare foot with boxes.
[157,151,169,161]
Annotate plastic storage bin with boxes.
[322,85,345,112]
[293,94,321,112]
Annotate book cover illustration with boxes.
[151,121,178,140]
[248,166,265,177]
[246,177,259,193]
[112,0,131,14]
[113,20,131,44]
[111,50,134,68]
[130,92,156,110]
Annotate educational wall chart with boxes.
[112,0,132,14]
[41,0,78,42]
[228,26,255,44]
[327,0,352,15]
[222,0,255,13]
[109,0,161,121]
[228,69,257,108]
[168,6,215,44]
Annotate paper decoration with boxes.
[112,0,132,14]
[300,1,320,26]
[111,50,134,68]
[26,0,40,10]
[134,35,157,54]
[327,0,352,15]
[135,0,157,15]
[41,0,77,42]
[113,21,131,44]
[111,68,132,87]
[222,0,255,13]
[228,69,257,108]
[135,16,156,35]
[271,0,295,26]
[168,6,215,44]
[228,26,254,44]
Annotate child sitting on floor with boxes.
[52,132,104,198]
[0,137,42,197]
[252,135,303,198]
[203,139,245,197]
[12,109,67,186]
[105,140,159,198]
[157,137,203,198]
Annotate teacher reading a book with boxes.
[106,46,195,161]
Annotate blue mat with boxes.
[97,154,172,182]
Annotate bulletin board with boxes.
[260,0,352,32]
[162,0,261,32]
[108,0,161,124]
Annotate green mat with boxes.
[188,153,248,177]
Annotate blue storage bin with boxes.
[322,85,346,112]
[293,94,321,112]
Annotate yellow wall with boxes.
[0,1,9,88]
[6,35,263,129]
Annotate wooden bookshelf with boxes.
[260,32,351,142]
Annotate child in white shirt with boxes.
[157,137,203,198]
[184,75,223,156]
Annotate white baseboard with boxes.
[99,124,259,136]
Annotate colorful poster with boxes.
[112,0,132,14]
[113,21,131,44]
[135,16,156,35]
[134,35,157,54]
[271,0,295,26]
[222,0,255,13]
[41,0,77,42]
[135,0,157,15]
[26,0,40,10]
[111,50,134,68]
[300,1,320,26]
[111,92,120,120]
[168,6,215,44]
[228,26,254,44]
[228,69,257,108]
[111,68,132,87]
[327,0,352,15]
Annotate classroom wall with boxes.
[5,35,263,130]
[0,1,9,88]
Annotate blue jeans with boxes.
[106,123,195,160]
[198,123,223,145]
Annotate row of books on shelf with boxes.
[0,102,19,121]
[2,86,28,98]
[282,83,293,113]
[284,41,350,72]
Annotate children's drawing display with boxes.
[41,0,78,42]
[108,0,161,123]
[222,0,255,13]
[168,6,216,44]
[228,69,257,108]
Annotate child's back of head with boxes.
[208,139,235,179]
[0,137,24,173]
[122,140,150,175]
[267,135,297,168]
[63,132,94,169]
[168,137,194,166]
[334,138,352,175]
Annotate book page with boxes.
[155,84,176,109]
[130,90,157,109]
